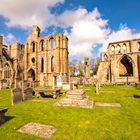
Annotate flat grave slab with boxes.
[95,102,121,107]
[31,99,50,103]
[55,89,94,109]
[0,98,8,101]
[99,90,115,93]
[18,122,57,139]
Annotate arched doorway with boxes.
[27,69,35,81]
[119,56,133,77]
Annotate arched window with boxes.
[117,45,121,53]
[111,45,115,52]
[4,64,11,79]
[41,58,44,73]
[137,42,140,51]
[104,54,108,61]
[40,40,44,51]
[119,56,133,77]
[50,38,54,49]
[51,56,54,72]
[32,42,35,52]
[123,44,126,52]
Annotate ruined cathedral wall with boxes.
[24,26,69,86]
[98,38,140,84]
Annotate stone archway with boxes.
[27,69,35,82]
[119,56,133,77]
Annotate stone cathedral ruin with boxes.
[0,25,69,89]
[97,38,140,84]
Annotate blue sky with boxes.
[0,0,140,60]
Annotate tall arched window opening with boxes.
[41,58,44,73]
[51,56,54,72]
[123,44,126,53]
[137,42,140,51]
[32,42,35,52]
[111,45,115,53]
[40,40,44,51]
[117,45,121,53]
[119,56,133,77]
[104,54,108,61]
[50,38,54,49]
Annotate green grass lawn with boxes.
[0,85,140,140]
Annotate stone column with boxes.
[96,82,99,94]
[24,44,28,80]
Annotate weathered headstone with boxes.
[11,88,23,105]
[23,88,33,100]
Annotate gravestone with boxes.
[52,73,57,89]
[23,87,33,100]
[11,88,23,105]
[22,80,33,100]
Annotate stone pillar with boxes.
[35,42,38,81]
[96,82,99,94]
[0,36,3,57]
[24,44,28,80]
[84,58,90,78]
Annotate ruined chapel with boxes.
[0,25,69,88]
[97,38,140,84]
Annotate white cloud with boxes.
[100,25,140,52]
[3,33,17,44]
[0,0,64,30]
[59,8,109,58]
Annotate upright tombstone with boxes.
[23,87,33,100]
[52,73,57,89]
[94,76,100,94]
[12,88,23,105]
[11,71,23,105]
[22,80,33,100]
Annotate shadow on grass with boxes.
[1,116,15,125]
[39,92,62,98]
[5,116,15,122]
[133,94,140,99]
